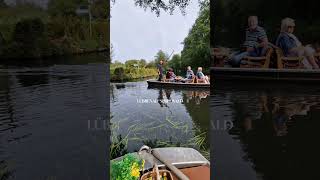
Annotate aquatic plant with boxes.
[111,114,210,160]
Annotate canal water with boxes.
[110,80,210,159]
[0,54,108,180]
[212,83,320,180]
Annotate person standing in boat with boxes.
[230,16,269,67]
[157,60,164,81]
[276,17,319,69]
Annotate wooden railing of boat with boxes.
[240,47,273,68]
[274,47,303,69]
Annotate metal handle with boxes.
[152,149,190,180]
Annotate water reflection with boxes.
[110,81,210,159]
[212,85,320,180]
[0,60,107,180]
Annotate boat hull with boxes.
[147,80,210,88]
[112,147,209,170]
[211,67,320,82]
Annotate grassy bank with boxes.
[110,63,158,81]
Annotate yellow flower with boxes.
[131,162,140,177]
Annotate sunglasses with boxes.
[288,26,295,28]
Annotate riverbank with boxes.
[110,66,158,82]
[0,3,108,60]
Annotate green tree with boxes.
[125,59,140,68]
[181,3,210,71]
[168,54,182,71]
[9,18,46,58]
[112,0,208,16]
[48,0,87,17]
[91,0,108,19]
[154,50,169,64]
[146,60,156,68]
[139,59,147,67]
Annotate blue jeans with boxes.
[230,48,266,67]
[230,51,249,66]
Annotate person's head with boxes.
[248,16,258,30]
[281,18,295,33]
[197,67,203,72]
[159,60,164,64]
[187,66,191,70]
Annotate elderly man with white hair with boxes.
[276,17,319,69]
[230,16,269,67]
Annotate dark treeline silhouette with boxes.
[213,0,320,48]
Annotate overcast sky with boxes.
[111,0,200,62]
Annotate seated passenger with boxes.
[230,16,269,67]
[184,66,194,82]
[196,67,209,84]
[276,18,319,69]
[166,68,176,81]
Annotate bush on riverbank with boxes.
[0,2,108,60]
[111,63,158,81]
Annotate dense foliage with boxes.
[110,60,158,81]
[180,1,210,73]
[111,154,144,180]
[213,0,320,48]
[0,1,108,59]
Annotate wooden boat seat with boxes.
[195,76,209,84]
[274,47,303,69]
[212,48,230,67]
[240,47,273,68]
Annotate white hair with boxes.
[281,18,295,32]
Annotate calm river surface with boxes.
[212,83,320,180]
[0,54,108,180]
[110,80,210,159]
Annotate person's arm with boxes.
[279,36,295,56]
[258,29,269,48]
[282,36,298,54]
[258,37,268,48]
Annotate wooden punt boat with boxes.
[211,67,320,82]
[147,80,210,88]
[112,147,210,180]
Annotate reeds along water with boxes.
[110,81,210,160]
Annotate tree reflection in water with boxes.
[215,86,320,179]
